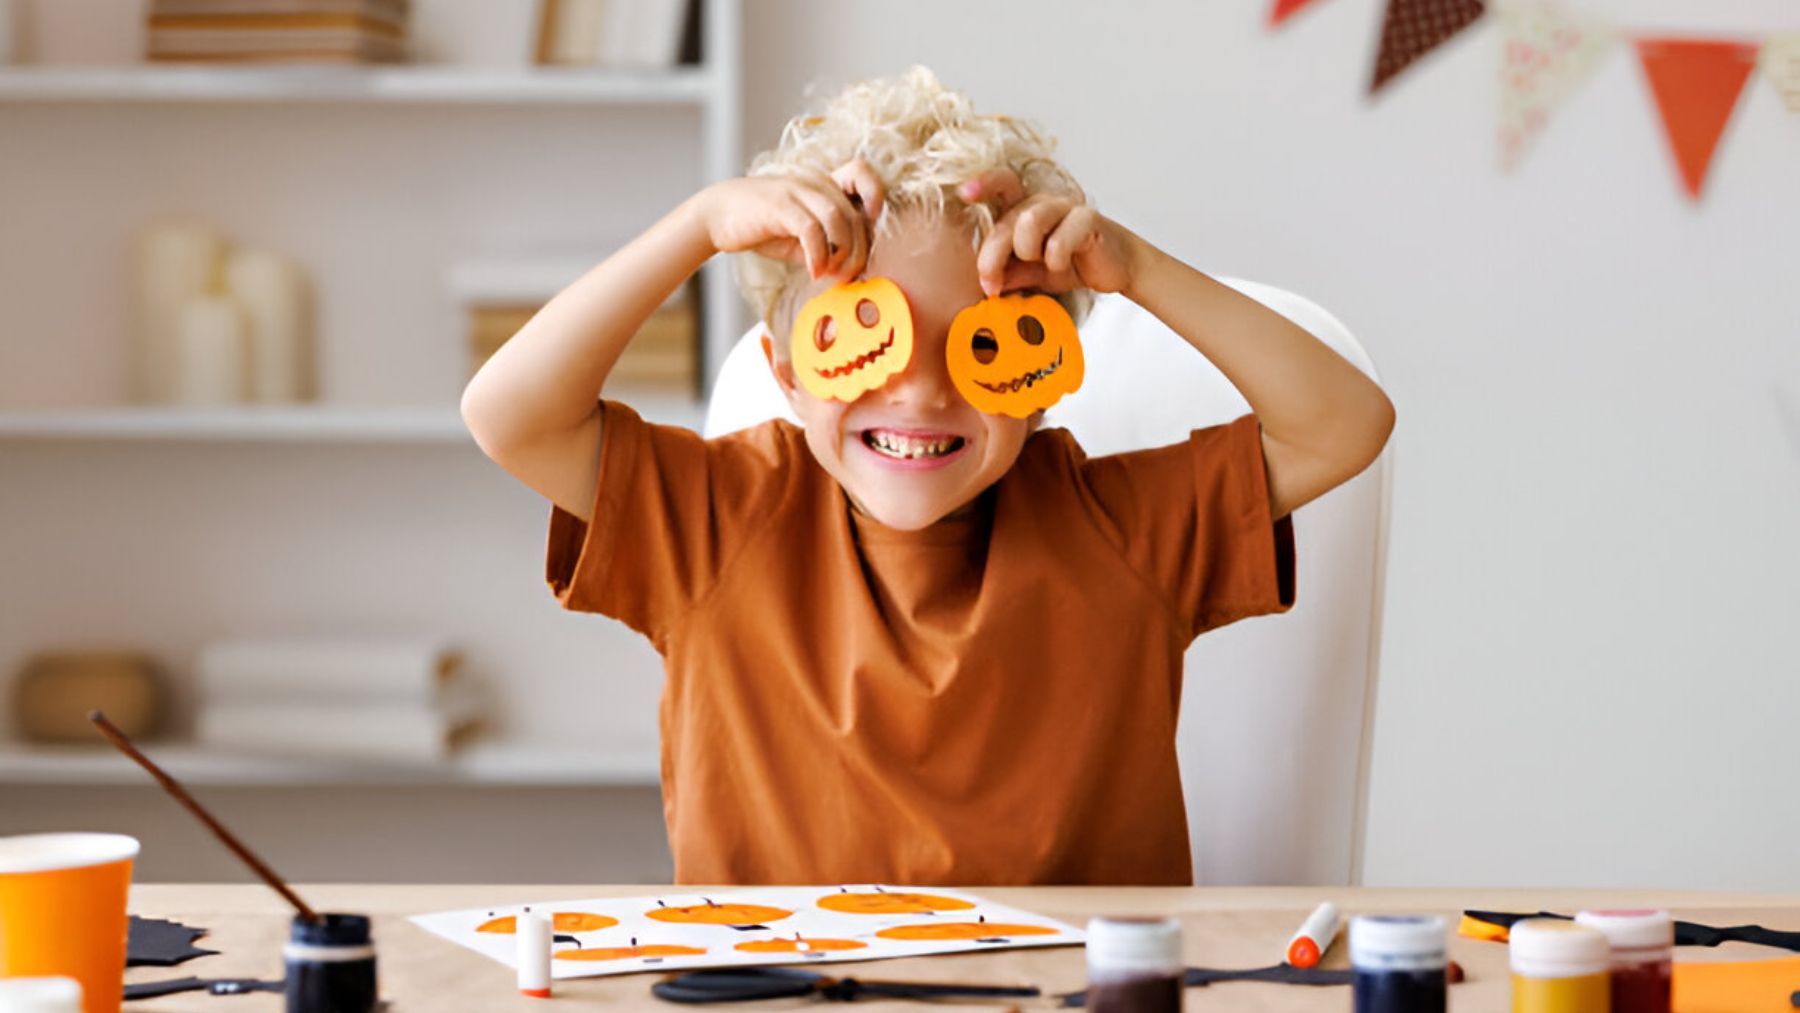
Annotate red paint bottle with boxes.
[1575,910,1672,1013]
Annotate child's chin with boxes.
[856,493,968,531]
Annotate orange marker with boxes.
[1285,902,1343,968]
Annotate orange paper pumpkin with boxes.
[817,891,976,916]
[790,277,914,401]
[557,938,708,962]
[876,920,1060,942]
[476,911,618,934]
[945,293,1084,418]
[735,936,868,954]
[646,900,793,927]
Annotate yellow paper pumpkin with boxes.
[945,293,1084,417]
[790,277,914,401]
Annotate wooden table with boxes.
[125,885,1800,1011]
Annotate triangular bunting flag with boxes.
[1497,2,1617,171]
[1269,0,1329,28]
[1760,32,1800,113]
[1371,0,1488,92]
[1635,37,1760,200]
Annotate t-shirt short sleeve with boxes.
[544,400,797,649]
[1075,413,1297,641]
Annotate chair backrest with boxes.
[704,279,1391,885]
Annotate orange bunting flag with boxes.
[1761,32,1800,113]
[1371,0,1488,92]
[1497,2,1616,171]
[1635,37,1760,200]
[1268,0,1330,28]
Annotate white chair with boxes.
[703,280,1391,886]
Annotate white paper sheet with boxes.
[410,885,1084,979]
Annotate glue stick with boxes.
[1510,918,1610,1013]
[1575,910,1671,1013]
[517,908,552,998]
[1350,914,1447,1013]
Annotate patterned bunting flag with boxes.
[1371,0,1489,92]
[1760,32,1800,112]
[1635,37,1761,200]
[1268,0,1330,28]
[1497,2,1617,171]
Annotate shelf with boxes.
[0,65,713,105]
[0,741,660,787]
[0,395,706,442]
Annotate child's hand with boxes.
[960,169,1139,298]
[695,160,885,281]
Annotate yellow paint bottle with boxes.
[1511,919,1611,1013]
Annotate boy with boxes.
[461,68,1394,885]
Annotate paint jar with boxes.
[1350,914,1447,1013]
[1510,918,1610,1013]
[1575,910,1672,1013]
[0,977,83,1013]
[1084,916,1182,1013]
[284,913,378,1013]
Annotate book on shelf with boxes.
[538,0,699,68]
[146,0,411,63]
[193,638,480,763]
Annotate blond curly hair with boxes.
[735,66,1093,342]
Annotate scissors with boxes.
[651,966,1041,1003]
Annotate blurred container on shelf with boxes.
[13,651,167,744]
[145,0,410,64]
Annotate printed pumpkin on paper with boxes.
[791,277,914,401]
[946,293,1084,418]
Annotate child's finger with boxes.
[792,185,855,273]
[959,167,1026,211]
[1009,196,1070,265]
[1042,206,1099,274]
[781,201,830,277]
[976,216,1018,297]
[830,158,886,226]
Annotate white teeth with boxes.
[865,430,961,460]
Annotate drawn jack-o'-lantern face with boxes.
[876,918,1061,942]
[476,910,618,934]
[946,292,1084,418]
[790,277,915,402]
[646,898,793,928]
[818,890,975,916]
[557,936,708,962]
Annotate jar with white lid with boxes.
[1575,910,1671,1013]
[1510,918,1610,1013]
[1350,914,1447,1013]
[1085,916,1182,1013]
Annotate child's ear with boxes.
[762,332,800,399]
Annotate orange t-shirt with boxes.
[546,401,1295,886]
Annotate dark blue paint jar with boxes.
[284,912,378,1013]
[1350,914,1447,1013]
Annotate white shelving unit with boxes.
[0,1,742,807]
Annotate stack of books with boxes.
[452,257,698,396]
[536,0,700,68]
[194,638,481,764]
[146,0,411,64]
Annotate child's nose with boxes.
[879,332,955,409]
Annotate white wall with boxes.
[740,0,1800,890]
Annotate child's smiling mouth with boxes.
[858,427,969,464]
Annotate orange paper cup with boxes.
[0,833,140,1013]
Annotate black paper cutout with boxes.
[1464,910,1800,953]
[127,916,218,967]
[124,977,283,1000]
[1060,965,1354,1006]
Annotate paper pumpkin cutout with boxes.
[945,293,1085,418]
[476,910,618,934]
[877,918,1061,942]
[557,937,708,962]
[817,890,976,915]
[791,277,914,402]
[647,899,793,929]
[735,939,866,954]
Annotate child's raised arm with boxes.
[461,164,882,521]
[962,170,1395,521]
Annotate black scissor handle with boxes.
[652,967,824,1003]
